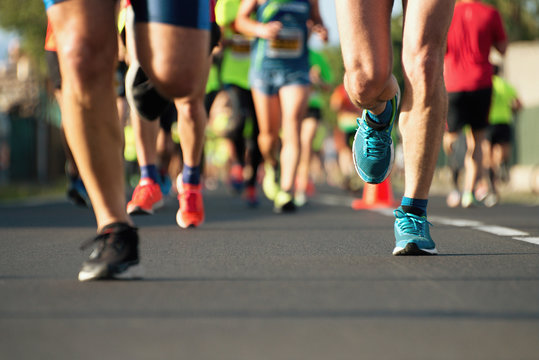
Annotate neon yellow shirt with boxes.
[489,75,518,125]
[216,0,251,90]
[206,63,221,94]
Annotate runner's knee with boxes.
[176,98,205,121]
[344,66,392,107]
[258,132,276,151]
[402,46,444,95]
[151,68,204,99]
[59,35,116,94]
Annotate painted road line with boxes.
[513,237,539,246]
[474,226,529,237]
[314,193,538,246]
[428,216,483,227]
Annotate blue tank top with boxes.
[252,0,311,71]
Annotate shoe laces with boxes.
[394,209,432,236]
[359,121,391,158]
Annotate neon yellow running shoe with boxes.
[274,190,296,213]
[262,162,280,201]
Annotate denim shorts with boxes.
[250,68,310,96]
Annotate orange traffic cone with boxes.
[352,178,399,210]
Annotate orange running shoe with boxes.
[176,181,204,228]
[127,178,164,215]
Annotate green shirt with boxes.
[489,75,518,125]
[206,63,221,94]
[216,0,251,89]
[308,49,333,109]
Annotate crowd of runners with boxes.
[42,0,512,281]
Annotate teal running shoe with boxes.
[158,173,172,197]
[352,89,400,184]
[393,207,437,256]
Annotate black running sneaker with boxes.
[78,223,141,281]
[273,190,296,214]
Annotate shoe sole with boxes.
[393,242,438,256]
[176,212,204,229]
[461,201,479,209]
[78,261,143,282]
[273,201,296,214]
[127,199,164,215]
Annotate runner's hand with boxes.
[312,24,328,43]
[257,21,283,40]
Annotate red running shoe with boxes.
[127,178,164,215]
[176,181,205,228]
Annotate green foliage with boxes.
[484,0,539,41]
[0,0,47,75]
[318,45,344,126]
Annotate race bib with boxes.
[267,27,303,59]
[230,34,251,60]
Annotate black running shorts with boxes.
[447,87,492,133]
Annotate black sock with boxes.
[401,205,425,217]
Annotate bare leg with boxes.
[335,0,399,113]
[132,112,160,167]
[399,0,455,199]
[278,85,311,192]
[296,116,318,196]
[463,128,485,194]
[133,22,210,169]
[135,24,210,101]
[156,128,174,174]
[251,89,281,166]
[443,131,463,188]
[134,22,209,228]
[48,0,129,230]
[175,94,208,169]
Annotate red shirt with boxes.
[444,1,506,92]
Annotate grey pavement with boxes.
[1,184,538,359]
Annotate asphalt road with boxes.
[1,184,538,359]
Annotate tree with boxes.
[484,0,538,41]
[0,0,47,75]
